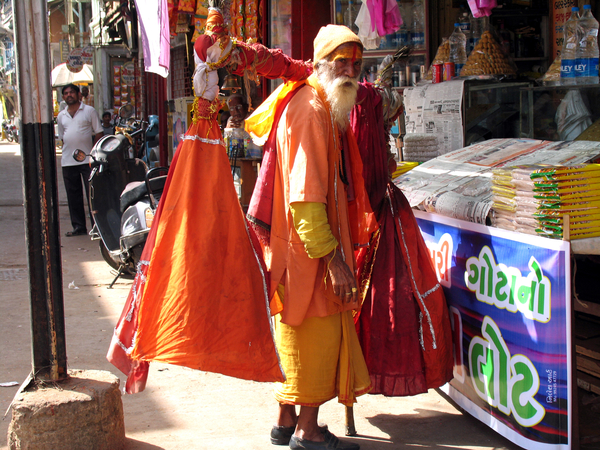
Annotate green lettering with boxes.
[531,259,542,282]
[495,271,508,302]
[511,360,544,425]
[485,321,509,411]
[483,347,495,400]
[468,263,479,285]
[483,253,494,297]
[509,275,517,307]
[537,283,546,316]
[480,267,486,296]
[470,342,486,394]
[517,283,535,312]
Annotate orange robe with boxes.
[107,98,284,393]
[246,75,376,406]
[257,74,375,326]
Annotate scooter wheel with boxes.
[7,134,13,143]
[99,240,121,272]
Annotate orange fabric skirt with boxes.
[107,112,284,392]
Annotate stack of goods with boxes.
[168,0,195,36]
[491,164,600,239]
[461,30,516,76]
[402,134,439,162]
[426,38,450,80]
[112,62,139,112]
[229,0,261,40]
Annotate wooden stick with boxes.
[345,405,357,436]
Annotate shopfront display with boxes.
[333,0,429,85]
[402,80,528,159]
[110,58,141,116]
[416,210,572,449]
[520,84,600,141]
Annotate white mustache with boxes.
[332,76,359,89]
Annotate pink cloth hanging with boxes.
[366,0,402,37]
[467,0,496,18]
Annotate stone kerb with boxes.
[7,369,125,450]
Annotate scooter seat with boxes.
[120,176,168,213]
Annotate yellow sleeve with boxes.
[290,202,338,259]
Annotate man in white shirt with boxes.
[57,83,103,237]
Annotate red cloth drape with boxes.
[352,84,454,395]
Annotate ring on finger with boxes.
[351,287,357,293]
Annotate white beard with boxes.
[316,62,359,131]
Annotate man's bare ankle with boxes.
[295,427,325,442]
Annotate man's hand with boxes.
[226,116,243,128]
[322,249,358,304]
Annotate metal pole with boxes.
[14,0,68,382]
[158,76,168,167]
[78,2,84,47]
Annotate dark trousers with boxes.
[62,164,93,232]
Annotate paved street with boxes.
[0,141,521,449]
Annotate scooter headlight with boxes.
[100,135,121,151]
[145,207,155,229]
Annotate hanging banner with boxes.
[552,0,576,59]
[414,210,572,449]
[66,48,84,73]
[81,45,94,65]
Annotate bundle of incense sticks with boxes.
[491,164,600,240]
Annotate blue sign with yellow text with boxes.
[415,211,572,450]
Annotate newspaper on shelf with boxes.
[403,80,465,156]
[394,138,600,224]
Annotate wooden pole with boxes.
[14,0,68,382]
[345,405,357,436]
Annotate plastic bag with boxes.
[555,90,592,141]
[467,0,497,18]
[537,56,562,86]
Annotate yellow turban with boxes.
[313,25,363,63]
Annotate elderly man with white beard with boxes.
[245,25,377,450]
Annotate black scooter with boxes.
[73,106,168,287]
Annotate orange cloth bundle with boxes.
[245,0,259,39]
[107,104,284,393]
[178,0,195,14]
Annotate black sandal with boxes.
[65,229,87,237]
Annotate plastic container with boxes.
[457,5,471,35]
[449,23,467,76]
[576,4,599,85]
[344,0,359,34]
[411,0,425,50]
[335,0,343,25]
[469,15,482,53]
[560,7,580,85]
[396,1,410,48]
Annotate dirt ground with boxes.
[0,141,525,450]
